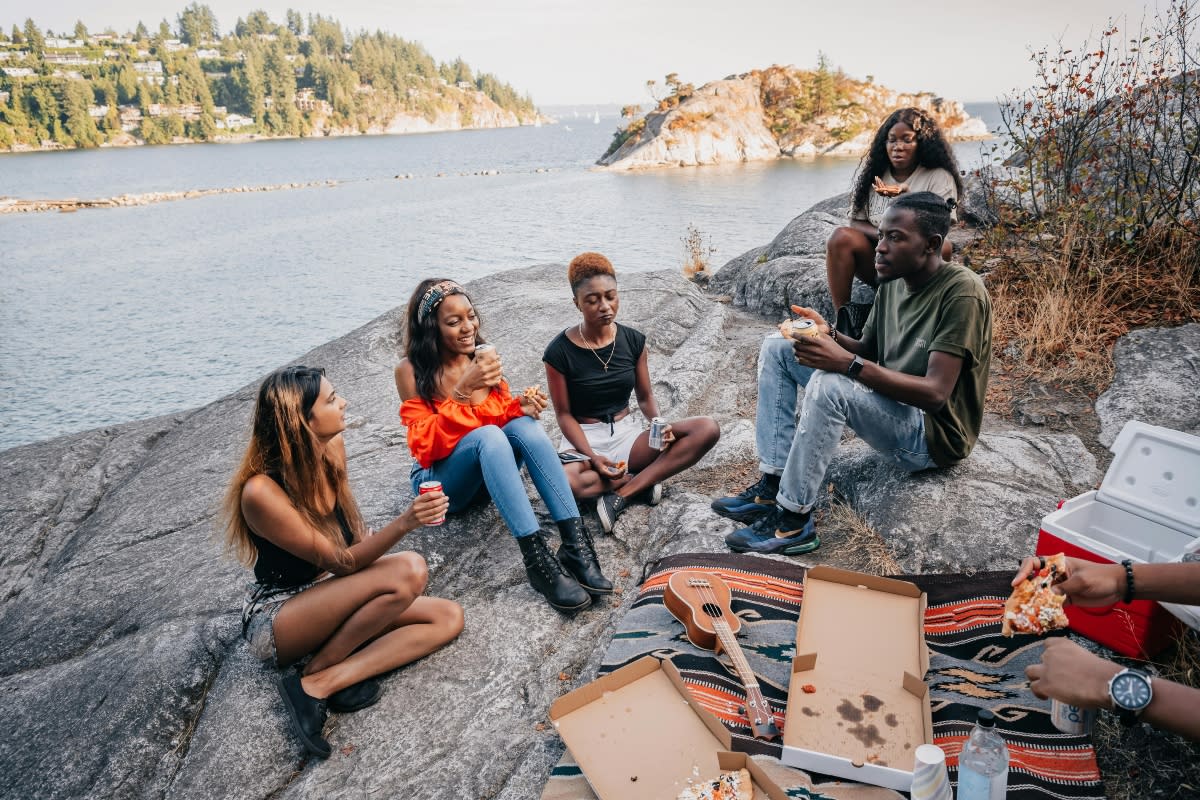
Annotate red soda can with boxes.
[418,480,446,526]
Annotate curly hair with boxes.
[851,108,963,218]
[568,252,617,294]
[403,278,485,405]
[890,191,953,240]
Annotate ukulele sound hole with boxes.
[701,602,723,618]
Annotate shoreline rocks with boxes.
[0,198,1185,798]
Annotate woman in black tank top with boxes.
[224,366,463,758]
[543,252,721,532]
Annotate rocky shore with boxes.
[1,196,1195,799]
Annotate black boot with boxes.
[517,532,591,614]
[556,517,613,595]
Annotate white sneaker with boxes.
[648,483,663,506]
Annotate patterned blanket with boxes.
[543,553,1103,800]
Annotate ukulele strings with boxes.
[691,576,777,725]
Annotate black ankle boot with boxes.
[517,532,591,613]
[556,517,613,595]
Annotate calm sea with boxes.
[0,103,1004,450]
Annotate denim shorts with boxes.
[240,580,320,667]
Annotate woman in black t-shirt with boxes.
[225,366,463,759]
[543,252,720,532]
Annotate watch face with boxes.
[1112,672,1152,710]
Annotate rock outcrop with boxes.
[599,65,989,170]
[1095,323,1200,447]
[4,208,1165,798]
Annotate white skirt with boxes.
[559,414,645,465]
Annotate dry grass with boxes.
[824,497,902,576]
[967,219,1200,403]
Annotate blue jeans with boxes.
[410,415,579,539]
[755,334,936,513]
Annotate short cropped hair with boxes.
[568,252,616,294]
[890,191,954,240]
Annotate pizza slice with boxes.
[676,768,753,800]
[1002,553,1070,637]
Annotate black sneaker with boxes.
[596,492,629,533]
[710,473,779,523]
[327,677,383,713]
[724,506,820,555]
[275,668,331,758]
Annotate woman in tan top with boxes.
[826,107,962,337]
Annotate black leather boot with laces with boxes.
[556,517,613,595]
[517,532,591,613]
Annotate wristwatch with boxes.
[846,355,865,379]
[1108,667,1153,725]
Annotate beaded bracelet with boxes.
[1121,559,1135,604]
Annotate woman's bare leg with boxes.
[825,226,878,311]
[616,416,720,499]
[270,552,463,697]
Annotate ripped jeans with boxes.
[754,334,936,513]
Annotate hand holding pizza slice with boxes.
[1002,553,1071,637]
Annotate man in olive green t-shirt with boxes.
[714,192,992,555]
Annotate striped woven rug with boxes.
[543,552,1103,800]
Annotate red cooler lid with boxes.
[1099,421,1200,540]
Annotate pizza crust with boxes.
[1002,553,1070,637]
[676,768,753,800]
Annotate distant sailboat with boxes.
[592,110,600,124]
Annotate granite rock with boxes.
[1095,323,1200,446]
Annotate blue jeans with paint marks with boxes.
[410,415,578,538]
[754,334,936,513]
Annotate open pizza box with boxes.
[548,655,789,799]
[781,566,932,792]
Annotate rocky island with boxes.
[1,188,1195,798]
[598,64,989,170]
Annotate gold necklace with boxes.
[577,323,616,372]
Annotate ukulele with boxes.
[663,570,781,741]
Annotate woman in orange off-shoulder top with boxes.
[395,278,611,615]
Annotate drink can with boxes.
[418,480,446,526]
[473,342,495,355]
[648,417,666,450]
[790,318,820,338]
[1051,699,1096,734]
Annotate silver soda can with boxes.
[473,342,495,356]
[790,318,820,338]
[1051,699,1096,734]
[648,417,666,450]
[418,480,446,526]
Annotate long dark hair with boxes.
[851,107,963,216]
[224,365,362,568]
[403,278,485,404]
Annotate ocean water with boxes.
[0,103,1005,450]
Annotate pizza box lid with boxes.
[1097,421,1200,539]
[548,656,788,800]
[781,566,932,792]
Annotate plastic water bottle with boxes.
[957,709,1009,800]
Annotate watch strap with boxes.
[846,355,864,378]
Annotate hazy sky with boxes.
[5,0,1158,105]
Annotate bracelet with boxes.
[1121,559,1135,604]
[452,387,472,403]
[829,327,839,344]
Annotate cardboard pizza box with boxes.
[781,566,932,792]
[549,656,788,800]
[1037,421,1200,656]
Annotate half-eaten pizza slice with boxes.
[1002,553,1070,637]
